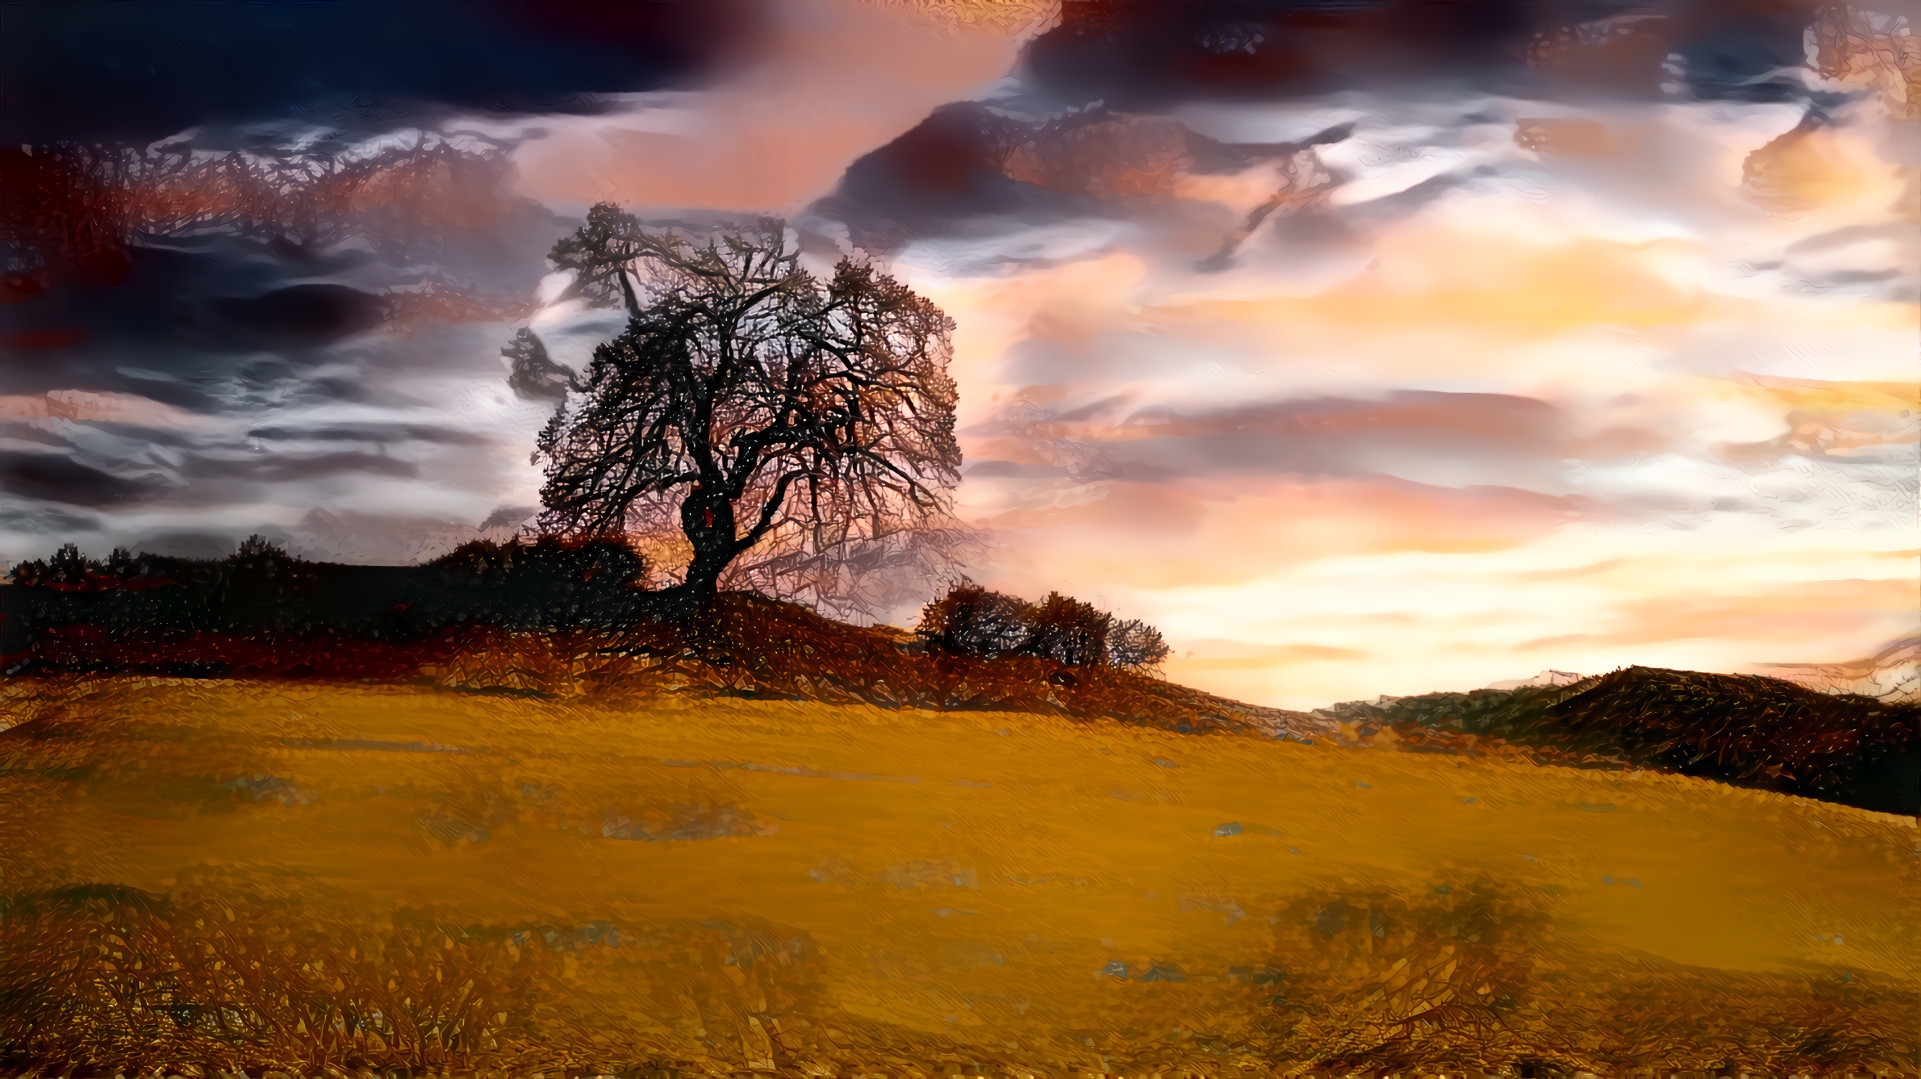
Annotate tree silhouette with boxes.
[533,206,962,611]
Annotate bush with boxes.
[426,535,650,632]
[1107,617,1170,674]
[9,543,99,587]
[917,581,1166,672]
[226,534,301,575]
[915,579,1031,659]
[1021,591,1110,667]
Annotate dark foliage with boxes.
[424,536,650,633]
[3,535,654,666]
[914,580,1032,659]
[1107,617,1171,673]
[916,580,1168,673]
[1021,592,1111,668]
[649,593,1260,733]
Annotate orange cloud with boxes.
[1176,232,1709,339]
[975,475,1581,595]
[1519,577,1918,653]
[1174,641,1371,671]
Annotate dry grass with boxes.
[0,676,1915,1076]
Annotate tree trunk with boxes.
[678,486,739,600]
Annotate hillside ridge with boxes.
[1316,664,1920,815]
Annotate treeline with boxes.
[916,580,1170,674]
[6,536,653,642]
[4,543,1177,683]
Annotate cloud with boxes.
[873,34,1917,703]
[1,0,1912,707]
[1516,577,1918,652]
[1175,641,1372,671]
[0,0,767,144]
[971,474,1584,598]
[506,0,1033,215]
[965,389,1666,492]
[0,452,144,508]
[1020,0,1835,112]
[211,286,390,350]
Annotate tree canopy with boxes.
[533,206,964,614]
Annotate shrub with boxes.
[917,581,1166,672]
[431,536,648,587]
[9,543,98,587]
[915,579,1032,659]
[1108,617,1170,674]
[1021,591,1111,667]
[227,534,301,574]
[426,535,650,632]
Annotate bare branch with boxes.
[533,207,965,614]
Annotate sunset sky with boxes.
[1,0,1914,708]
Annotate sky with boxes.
[0,0,1915,708]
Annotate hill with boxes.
[0,677,1914,1075]
[10,549,1914,814]
[2,542,1316,739]
[13,586,1313,739]
[1316,667,1920,816]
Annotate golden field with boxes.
[0,677,1915,1076]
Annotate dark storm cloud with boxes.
[1669,13,1830,103]
[813,103,1107,253]
[212,286,390,350]
[0,503,97,537]
[0,171,551,529]
[811,101,1353,253]
[979,391,1665,492]
[244,423,496,448]
[185,451,421,486]
[802,1,1851,258]
[0,391,522,517]
[1021,0,1831,110]
[0,0,764,144]
[0,237,382,412]
[0,159,557,401]
[0,451,144,507]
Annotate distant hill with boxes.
[1318,667,1920,815]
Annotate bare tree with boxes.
[532,205,963,612]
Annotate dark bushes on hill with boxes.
[1025,592,1110,667]
[915,581,1031,659]
[1107,618,1171,673]
[915,580,1170,673]
[425,537,650,632]
[5,536,653,647]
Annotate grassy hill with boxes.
[1,676,1914,1076]
[15,588,1312,739]
[1316,667,1920,815]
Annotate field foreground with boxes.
[0,678,1915,1076]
